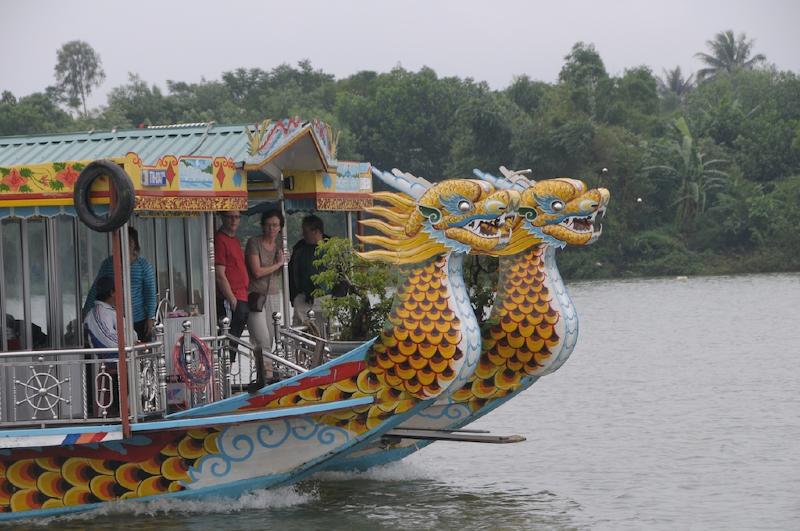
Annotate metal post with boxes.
[272,312,283,355]
[182,320,193,407]
[212,328,221,401]
[220,316,231,397]
[278,171,292,324]
[272,311,282,378]
[154,323,167,415]
[207,212,218,365]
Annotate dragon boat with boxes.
[325,167,610,470]
[0,120,531,520]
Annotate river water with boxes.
[16,273,800,530]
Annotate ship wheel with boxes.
[15,362,70,419]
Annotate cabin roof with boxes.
[0,123,251,167]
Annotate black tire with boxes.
[73,160,135,232]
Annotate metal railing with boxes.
[1,313,361,429]
[272,310,358,369]
[0,341,165,427]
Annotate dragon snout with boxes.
[485,190,521,214]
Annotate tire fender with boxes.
[73,159,135,232]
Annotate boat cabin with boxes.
[0,119,372,427]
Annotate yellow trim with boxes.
[0,197,108,207]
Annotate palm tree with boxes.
[695,30,766,82]
[657,66,694,100]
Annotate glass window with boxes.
[186,216,205,312]
[154,218,170,304]
[2,219,25,351]
[168,218,188,310]
[55,215,81,348]
[136,217,157,281]
[27,218,52,349]
[78,222,110,306]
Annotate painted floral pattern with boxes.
[0,162,85,193]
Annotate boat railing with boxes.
[0,313,353,429]
[0,340,164,427]
[221,310,341,388]
[273,311,345,370]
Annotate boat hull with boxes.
[0,339,434,521]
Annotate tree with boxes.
[505,75,549,115]
[695,30,766,82]
[658,66,694,100]
[54,40,106,116]
[311,238,394,341]
[0,91,73,135]
[558,42,609,118]
[603,66,661,135]
[105,73,171,127]
[647,117,729,231]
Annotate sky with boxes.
[1,0,799,109]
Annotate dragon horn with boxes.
[499,166,535,190]
[473,167,530,193]
[371,167,431,199]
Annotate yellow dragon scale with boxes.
[453,247,558,411]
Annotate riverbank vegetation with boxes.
[2,31,798,279]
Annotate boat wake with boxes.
[311,460,434,483]
[24,486,314,526]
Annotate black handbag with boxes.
[248,291,266,312]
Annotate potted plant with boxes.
[311,237,395,353]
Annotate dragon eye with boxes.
[551,200,565,212]
[457,200,472,212]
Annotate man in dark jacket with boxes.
[288,215,327,327]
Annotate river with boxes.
[17,273,800,530]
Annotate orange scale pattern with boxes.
[265,256,465,436]
[452,247,560,411]
[0,429,220,514]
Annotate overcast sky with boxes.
[2,0,799,109]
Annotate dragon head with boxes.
[473,167,610,254]
[358,169,520,264]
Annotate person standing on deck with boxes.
[245,209,285,379]
[215,211,249,357]
[288,215,329,329]
[83,227,156,342]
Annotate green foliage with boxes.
[624,228,700,276]
[311,237,395,341]
[646,117,730,232]
[463,255,499,324]
[559,42,610,119]
[0,91,73,135]
[1,32,799,280]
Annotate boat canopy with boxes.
[0,118,372,219]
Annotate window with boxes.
[56,215,81,347]
[1,219,25,351]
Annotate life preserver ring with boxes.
[172,335,212,390]
[73,160,135,232]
